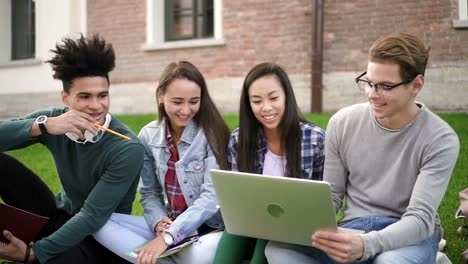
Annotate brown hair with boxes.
[369,32,430,80]
[156,61,230,170]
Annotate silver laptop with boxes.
[210,169,362,247]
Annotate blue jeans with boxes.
[265,216,439,264]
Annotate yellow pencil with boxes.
[92,123,132,141]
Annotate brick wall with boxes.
[85,0,468,114]
[323,0,468,72]
[2,0,466,120]
[322,0,468,112]
[0,92,62,120]
[87,0,313,82]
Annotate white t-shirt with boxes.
[262,149,286,177]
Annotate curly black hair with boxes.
[46,34,115,92]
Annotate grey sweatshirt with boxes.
[324,102,459,260]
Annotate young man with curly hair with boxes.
[0,34,144,264]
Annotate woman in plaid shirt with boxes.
[214,62,326,264]
[93,61,230,264]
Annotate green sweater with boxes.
[0,107,144,263]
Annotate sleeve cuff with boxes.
[165,222,183,244]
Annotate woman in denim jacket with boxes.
[213,62,325,264]
[94,61,230,264]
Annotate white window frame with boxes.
[0,0,41,66]
[143,0,224,51]
[0,0,87,67]
[454,0,468,28]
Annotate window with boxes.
[145,0,224,50]
[165,0,213,41]
[454,0,468,28]
[11,0,35,60]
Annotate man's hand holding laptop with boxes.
[312,229,364,263]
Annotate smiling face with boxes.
[158,78,201,135]
[61,76,110,125]
[365,61,423,129]
[248,75,286,133]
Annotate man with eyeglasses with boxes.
[0,35,144,263]
[265,32,459,263]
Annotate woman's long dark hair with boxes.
[156,61,230,169]
[238,62,305,178]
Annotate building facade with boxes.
[0,0,87,118]
[1,0,467,119]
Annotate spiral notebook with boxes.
[0,203,49,244]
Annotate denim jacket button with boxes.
[195,164,201,170]
[184,180,188,184]
[189,195,193,199]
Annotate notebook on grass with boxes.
[210,169,363,247]
[0,203,49,244]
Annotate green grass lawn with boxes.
[5,113,467,263]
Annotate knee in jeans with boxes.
[264,242,287,262]
[189,244,216,264]
[264,242,276,259]
[373,251,399,264]
[265,242,324,264]
[187,233,221,263]
[374,250,425,264]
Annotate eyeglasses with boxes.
[355,72,416,95]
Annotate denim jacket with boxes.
[139,119,223,244]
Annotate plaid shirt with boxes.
[227,122,325,180]
[165,126,188,218]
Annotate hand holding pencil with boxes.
[92,123,131,141]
